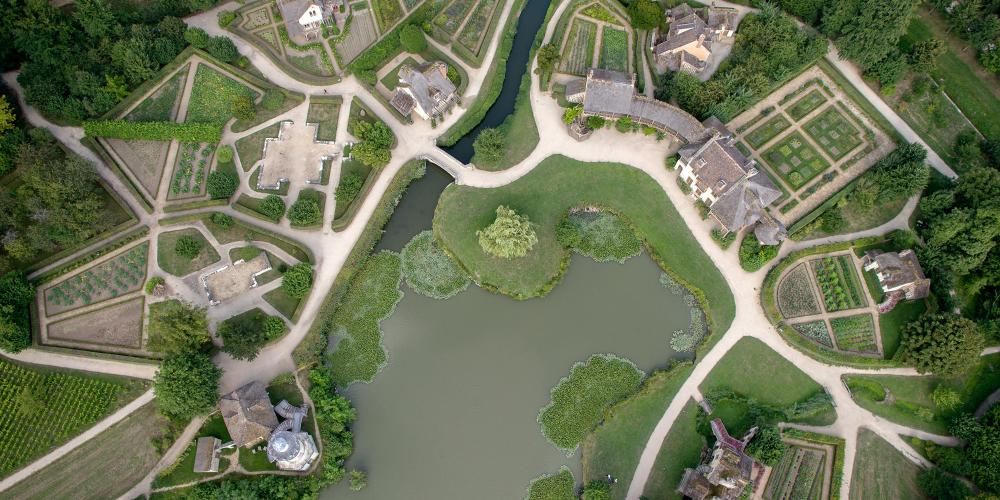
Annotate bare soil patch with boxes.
[47,297,145,349]
[105,139,171,196]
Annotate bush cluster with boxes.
[83,120,222,143]
[174,234,203,259]
[556,212,641,263]
[738,233,779,272]
[400,231,469,299]
[282,263,313,299]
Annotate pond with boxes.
[322,165,696,499]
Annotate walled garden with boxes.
[554,0,633,78]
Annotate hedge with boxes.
[83,120,223,143]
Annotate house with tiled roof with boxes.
[390,61,458,120]
[652,4,737,74]
[220,381,280,448]
[678,118,785,244]
[677,419,757,500]
[862,250,931,312]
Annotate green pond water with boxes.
[321,250,696,499]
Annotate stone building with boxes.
[862,249,931,312]
[220,381,280,448]
[677,419,757,500]
[267,400,319,471]
[652,3,737,74]
[390,62,458,120]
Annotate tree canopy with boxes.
[746,425,787,466]
[473,128,505,163]
[477,205,538,259]
[896,313,985,376]
[289,195,322,226]
[218,309,281,361]
[821,0,921,70]
[0,271,34,353]
[282,263,313,298]
[153,351,221,419]
[148,299,210,354]
[950,403,1000,492]
[206,169,238,199]
[259,194,286,221]
[399,24,427,53]
[350,120,394,168]
[628,0,664,30]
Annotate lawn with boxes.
[379,57,419,91]
[263,287,301,321]
[152,414,231,488]
[432,156,735,332]
[787,88,827,120]
[745,114,791,149]
[879,299,926,358]
[831,313,878,353]
[334,158,373,219]
[803,107,863,161]
[598,26,628,73]
[560,18,597,76]
[126,68,187,122]
[581,363,693,500]
[850,428,927,500]
[235,122,281,171]
[156,228,220,277]
[539,354,644,452]
[700,337,826,408]
[762,132,830,189]
[0,358,149,479]
[191,212,312,263]
[639,399,702,500]
[306,95,342,142]
[0,402,167,499]
[185,64,258,124]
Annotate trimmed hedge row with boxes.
[83,120,223,143]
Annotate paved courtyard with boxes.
[258,120,338,190]
[203,252,272,304]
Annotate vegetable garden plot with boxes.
[777,263,821,318]
[831,313,878,353]
[457,0,499,53]
[433,0,475,34]
[125,68,188,122]
[104,139,171,196]
[811,256,866,312]
[559,18,597,76]
[804,107,864,161]
[47,297,146,349]
[0,359,133,478]
[336,10,379,64]
[45,243,149,315]
[598,26,628,72]
[793,321,833,347]
[746,115,791,149]
[167,142,214,200]
[185,64,259,124]
[581,3,622,24]
[372,0,404,32]
[787,88,827,120]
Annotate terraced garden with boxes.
[811,255,866,312]
[746,115,791,149]
[168,142,214,199]
[598,26,628,73]
[831,313,877,353]
[762,132,830,189]
[44,243,148,315]
[559,18,597,76]
[804,107,863,161]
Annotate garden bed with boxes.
[47,297,146,349]
[125,67,188,122]
[811,255,866,312]
[803,107,863,161]
[156,228,221,277]
[830,313,877,353]
[776,263,821,318]
[559,18,597,76]
[762,132,830,189]
[167,142,214,200]
[598,26,628,73]
[185,64,259,124]
[44,243,148,315]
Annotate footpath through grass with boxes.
[433,155,734,331]
[640,399,702,500]
[700,337,826,406]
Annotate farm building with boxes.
[652,4,737,74]
[277,0,338,42]
[862,250,931,312]
[267,400,319,471]
[193,437,223,473]
[677,118,786,245]
[389,62,459,120]
[677,419,757,500]
[220,381,280,448]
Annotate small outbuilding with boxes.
[193,436,222,474]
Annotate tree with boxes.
[473,128,505,163]
[896,313,985,376]
[918,467,971,499]
[746,426,787,466]
[820,209,847,233]
[231,94,255,121]
[0,272,34,353]
[822,0,921,70]
[288,197,321,226]
[218,310,269,361]
[259,194,286,221]
[335,172,365,204]
[73,0,117,38]
[535,43,560,75]
[477,205,538,259]
[349,470,367,491]
[399,24,427,53]
[628,0,664,30]
[153,352,221,419]
[175,234,203,259]
[562,105,583,125]
[206,170,238,199]
[910,38,946,73]
[282,263,313,298]
[956,403,1000,491]
[738,233,779,271]
[350,121,394,168]
[931,385,962,411]
[148,300,210,354]
[207,35,239,63]
[184,27,210,49]
[264,316,285,339]
[0,96,14,136]
[211,212,233,229]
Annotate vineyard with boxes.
[169,143,214,199]
[0,359,140,478]
[45,243,148,315]
[831,313,878,353]
[559,18,597,76]
[598,26,628,72]
[811,256,865,312]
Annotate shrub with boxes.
[210,212,233,229]
[216,145,234,164]
[931,385,962,411]
[400,230,469,299]
[145,276,165,294]
[231,94,256,121]
[399,24,427,52]
[918,467,970,500]
[153,352,221,419]
[349,470,367,491]
[746,425,787,465]
[264,315,286,339]
[259,195,286,221]
[739,233,779,272]
[820,209,847,233]
[207,36,239,63]
[83,120,222,143]
[711,228,736,249]
[561,212,641,263]
[184,27,210,49]
[335,172,365,205]
[217,10,236,27]
[477,205,538,259]
[288,197,321,226]
[206,170,238,199]
[175,235,203,259]
[261,89,284,111]
[473,127,505,163]
[218,310,271,361]
[282,263,313,298]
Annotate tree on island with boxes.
[153,351,221,419]
[896,313,984,376]
[473,127,505,163]
[477,205,538,259]
[148,300,210,354]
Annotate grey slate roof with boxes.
[221,381,279,447]
[865,250,931,298]
[656,13,713,53]
[395,62,457,117]
[581,68,705,142]
[564,78,586,102]
[193,437,221,473]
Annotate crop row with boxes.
[84,120,223,143]
[46,244,148,309]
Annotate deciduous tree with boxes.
[897,313,985,376]
[259,194,286,221]
[282,263,313,298]
[399,24,427,53]
[148,300,210,354]
[153,352,221,419]
[477,205,538,258]
[473,127,505,163]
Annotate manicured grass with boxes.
[700,337,825,407]
[745,114,792,149]
[235,122,281,172]
[432,156,735,332]
[803,107,863,161]
[787,89,827,120]
[0,359,149,479]
[185,64,258,124]
[306,96,342,142]
[581,362,693,500]
[831,313,877,353]
[640,399,702,500]
[326,251,403,386]
[334,158,373,219]
[126,68,187,122]
[540,354,644,452]
[239,445,276,471]
[879,299,926,358]
[0,402,167,499]
[379,57,419,91]
[850,428,927,500]
[598,26,628,73]
[189,212,312,263]
[527,467,575,500]
[263,287,301,321]
[762,132,830,189]
[152,414,231,488]
[156,228,220,277]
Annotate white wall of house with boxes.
[300,5,323,27]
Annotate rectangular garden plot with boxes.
[777,263,821,318]
[168,142,214,199]
[456,0,499,53]
[104,139,171,196]
[371,0,404,32]
[831,313,878,353]
[811,255,866,312]
[746,115,791,149]
[787,88,827,120]
[804,107,863,161]
[185,64,259,124]
[434,0,475,34]
[598,26,628,73]
[560,18,597,76]
[47,297,146,349]
[764,447,827,500]
[44,243,148,316]
[762,132,830,189]
[792,320,833,348]
[125,67,188,122]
